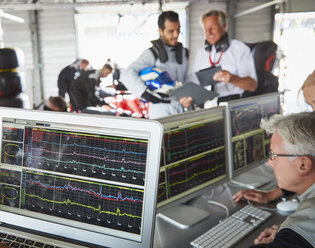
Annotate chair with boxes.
[243,41,279,98]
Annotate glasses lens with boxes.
[268,151,274,160]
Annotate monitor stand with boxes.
[157,204,210,230]
[230,163,276,189]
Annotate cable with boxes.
[207,200,229,218]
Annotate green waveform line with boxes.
[29,155,143,176]
[169,163,224,187]
[0,171,15,178]
[25,193,142,219]
[167,139,221,159]
[25,171,144,193]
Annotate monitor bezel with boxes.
[220,92,281,179]
[156,107,229,212]
[0,107,163,248]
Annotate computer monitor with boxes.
[156,107,228,211]
[221,93,281,181]
[0,107,163,248]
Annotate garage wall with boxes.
[234,0,273,43]
[38,9,77,101]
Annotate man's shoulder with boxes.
[229,39,251,52]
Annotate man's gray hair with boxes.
[260,112,315,156]
[201,10,227,27]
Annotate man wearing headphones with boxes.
[190,10,257,105]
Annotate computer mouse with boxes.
[276,200,299,213]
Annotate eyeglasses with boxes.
[268,151,312,161]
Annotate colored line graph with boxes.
[0,184,20,207]
[1,141,23,166]
[166,150,226,197]
[2,126,24,142]
[24,194,141,219]
[24,127,148,185]
[23,171,144,234]
[165,120,224,164]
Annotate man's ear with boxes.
[298,156,313,176]
[158,28,163,37]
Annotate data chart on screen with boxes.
[0,117,150,238]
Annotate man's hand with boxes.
[179,97,193,108]
[233,189,271,203]
[213,70,233,83]
[233,187,284,203]
[254,225,280,245]
[0,242,10,248]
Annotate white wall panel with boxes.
[38,9,76,100]
[234,1,273,43]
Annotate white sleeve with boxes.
[188,49,202,85]
[120,49,156,98]
[234,42,257,81]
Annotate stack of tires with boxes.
[0,47,29,108]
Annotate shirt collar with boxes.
[298,182,315,202]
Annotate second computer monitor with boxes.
[222,93,281,179]
[156,107,228,210]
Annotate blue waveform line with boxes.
[29,155,145,175]
[27,138,146,155]
[26,179,143,203]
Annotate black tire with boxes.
[0,93,29,108]
[0,72,24,97]
[0,48,23,69]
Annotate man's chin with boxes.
[166,41,178,47]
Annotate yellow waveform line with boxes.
[3,143,21,157]
[0,171,15,177]
[32,127,147,143]
[25,194,142,219]
[1,186,19,201]
[169,163,224,187]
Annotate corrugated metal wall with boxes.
[38,9,77,101]
[234,0,273,43]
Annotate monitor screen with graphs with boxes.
[156,107,228,209]
[222,93,281,178]
[0,108,163,248]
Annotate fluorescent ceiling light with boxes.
[0,9,24,23]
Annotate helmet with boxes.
[139,67,176,94]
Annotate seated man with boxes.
[248,112,315,248]
[69,63,112,111]
[233,71,315,205]
[190,10,257,105]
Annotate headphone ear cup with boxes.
[204,40,212,51]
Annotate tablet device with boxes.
[169,82,219,106]
[196,66,222,87]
